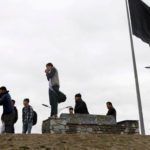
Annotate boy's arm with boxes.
[22,108,24,122]
[83,102,89,114]
[15,107,18,123]
[29,107,34,123]
[46,67,56,81]
[0,95,5,105]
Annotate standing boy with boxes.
[22,98,34,134]
[45,63,60,118]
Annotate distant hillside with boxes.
[0,134,149,150]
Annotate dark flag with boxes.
[128,0,150,44]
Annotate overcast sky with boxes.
[0,0,150,134]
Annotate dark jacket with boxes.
[75,100,89,114]
[107,107,116,120]
[0,93,3,98]
[0,91,14,114]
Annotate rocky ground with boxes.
[0,134,150,150]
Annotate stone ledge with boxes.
[42,114,139,135]
[60,113,116,125]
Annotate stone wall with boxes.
[42,113,139,135]
[60,114,116,125]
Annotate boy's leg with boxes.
[9,112,15,133]
[3,113,14,133]
[12,125,15,134]
[1,122,5,134]
[52,86,59,116]
[23,123,27,134]
[3,114,9,133]
[27,123,33,134]
[49,89,55,116]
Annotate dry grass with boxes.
[0,134,150,150]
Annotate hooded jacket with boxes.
[0,91,14,114]
[107,107,116,121]
[75,99,89,114]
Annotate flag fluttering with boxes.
[128,0,150,44]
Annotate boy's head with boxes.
[106,102,113,109]
[23,98,30,107]
[69,107,74,114]
[75,93,82,101]
[46,63,53,71]
[0,86,7,94]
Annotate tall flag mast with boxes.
[125,0,148,135]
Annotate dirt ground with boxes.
[0,134,150,150]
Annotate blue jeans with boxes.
[23,122,33,134]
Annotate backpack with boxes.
[33,111,37,126]
[14,107,18,124]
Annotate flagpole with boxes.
[125,0,145,135]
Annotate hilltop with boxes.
[0,134,149,150]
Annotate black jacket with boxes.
[107,107,116,120]
[0,91,14,114]
[75,100,89,114]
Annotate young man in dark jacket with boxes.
[45,63,60,118]
[74,94,89,114]
[0,86,15,133]
[106,102,117,121]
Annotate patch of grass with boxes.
[45,148,51,150]
[19,146,30,150]
[8,138,13,141]
[40,145,46,148]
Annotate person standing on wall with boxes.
[45,63,60,118]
